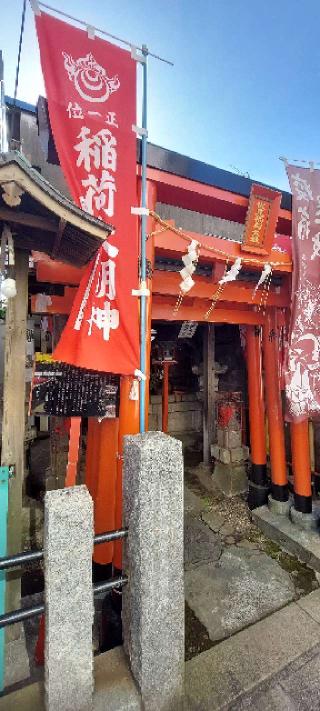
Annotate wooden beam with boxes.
[0,206,58,232]
[31,287,76,315]
[152,270,290,307]
[51,218,67,259]
[36,258,84,286]
[151,296,265,325]
[203,324,215,465]
[1,249,29,639]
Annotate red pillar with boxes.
[291,420,312,513]
[113,376,139,570]
[262,310,288,502]
[85,419,100,504]
[65,417,81,487]
[162,361,170,433]
[246,326,268,508]
[92,418,119,565]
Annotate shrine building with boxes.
[4,93,318,536]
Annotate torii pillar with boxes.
[290,419,313,521]
[262,310,288,506]
[246,325,268,509]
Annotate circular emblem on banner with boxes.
[62,52,120,103]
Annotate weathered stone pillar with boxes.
[122,431,184,711]
[44,486,94,711]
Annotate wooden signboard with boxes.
[241,184,282,255]
[30,354,119,418]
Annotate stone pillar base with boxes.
[4,628,30,688]
[212,461,248,497]
[290,506,320,531]
[248,482,269,510]
[268,495,291,517]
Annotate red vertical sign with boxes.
[35,12,139,375]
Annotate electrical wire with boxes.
[13,0,27,106]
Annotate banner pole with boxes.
[33,1,173,66]
[139,45,148,434]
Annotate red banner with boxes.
[285,165,320,420]
[35,12,139,375]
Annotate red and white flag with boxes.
[285,165,320,420]
[35,12,139,374]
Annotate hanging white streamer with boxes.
[219,257,242,285]
[252,263,272,297]
[129,379,139,401]
[179,240,200,294]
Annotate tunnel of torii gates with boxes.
[31,174,312,566]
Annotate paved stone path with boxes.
[2,473,319,710]
[184,482,300,644]
[185,545,295,641]
[183,467,320,710]
[185,589,320,710]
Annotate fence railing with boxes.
[0,527,128,628]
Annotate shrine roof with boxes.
[0,150,113,266]
[138,142,292,212]
[6,96,292,212]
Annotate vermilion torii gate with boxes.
[30,165,313,550]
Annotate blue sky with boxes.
[1,0,320,190]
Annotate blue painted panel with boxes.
[0,466,10,693]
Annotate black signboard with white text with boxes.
[31,358,119,418]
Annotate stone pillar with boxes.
[122,432,184,711]
[44,486,94,711]
[211,397,249,497]
[203,323,215,465]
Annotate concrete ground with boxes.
[185,589,320,710]
[2,462,320,709]
[3,595,320,711]
[0,647,142,711]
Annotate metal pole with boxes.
[0,528,128,571]
[35,2,173,66]
[13,0,27,105]
[0,575,128,628]
[0,51,6,153]
[139,46,148,433]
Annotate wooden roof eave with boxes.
[0,162,111,242]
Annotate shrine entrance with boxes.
[149,320,248,485]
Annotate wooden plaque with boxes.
[242,184,282,255]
